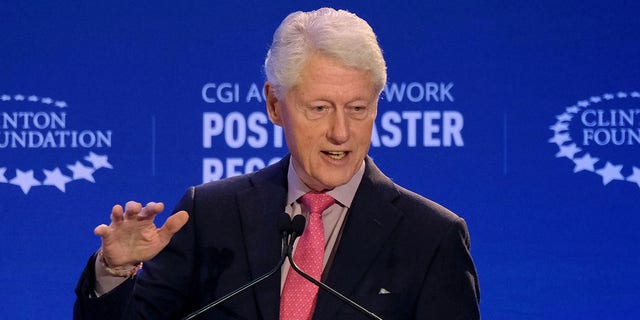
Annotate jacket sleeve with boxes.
[73,253,136,320]
[73,187,197,320]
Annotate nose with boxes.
[327,110,349,144]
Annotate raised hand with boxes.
[94,201,189,268]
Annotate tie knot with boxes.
[300,192,335,215]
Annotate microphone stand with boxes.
[182,214,383,320]
[181,214,292,320]
[286,216,383,320]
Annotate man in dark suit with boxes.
[74,7,480,320]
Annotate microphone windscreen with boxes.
[277,213,292,234]
[291,215,306,236]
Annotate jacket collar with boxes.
[315,157,403,320]
[237,155,290,319]
[237,155,402,320]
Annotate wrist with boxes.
[97,248,143,277]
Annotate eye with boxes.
[304,104,332,120]
[347,105,369,119]
[352,106,366,112]
[312,105,328,112]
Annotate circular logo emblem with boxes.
[1,93,113,194]
[549,91,640,188]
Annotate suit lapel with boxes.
[233,155,401,319]
[315,158,403,320]
[237,156,290,320]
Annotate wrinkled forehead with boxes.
[288,54,381,96]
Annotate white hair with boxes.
[264,7,387,98]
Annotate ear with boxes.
[264,82,283,126]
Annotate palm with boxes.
[95,201,189,267]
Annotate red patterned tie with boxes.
[280,192,335,320]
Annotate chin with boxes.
[317,176,351,190]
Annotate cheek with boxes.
[284,124,318,162]
[355,124,374,146]
[292,122,323,142]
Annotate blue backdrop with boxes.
[2,1,639,319]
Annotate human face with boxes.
[266,54,379,191]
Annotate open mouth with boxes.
[323,151,348,160]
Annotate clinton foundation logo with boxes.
[549,91,640,189]
[0,93,113,194]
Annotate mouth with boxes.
[322,151,348,160]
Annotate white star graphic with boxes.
[84,152,113,169]
[577,100,589,107]
[67,161,96,182]
[631,91,640,98]
[41,97,53,104]
[572,153,599,173]
[43,167,72,192]
[603,93,614,100]
[1,94,10,101]
[595,162,624,185]
[549,122,569,133]
[617,92,628,98]
[590,96,602,103]
[626,167,640,188]
[0,167,7,183]
[556,113,573,122]
[566,106,580,113]
[54,101,68,108]
[14,94,25,101]
[556,143,581,159]
[548,133,572,145]
[28,95,39,102]
[10,169,41,194]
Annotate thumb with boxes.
[160,210,189,237]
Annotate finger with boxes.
[111,204,124,222]
[158,211,189,241]
[138,202,165,220]
[94,224,109,237]
[124,201,142,219]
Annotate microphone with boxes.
[288,214,306,250]
[182,213,292,320]
[286,215,383,320]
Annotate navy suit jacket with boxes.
[74,155,480,319]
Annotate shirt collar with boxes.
[286,158,365,208]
